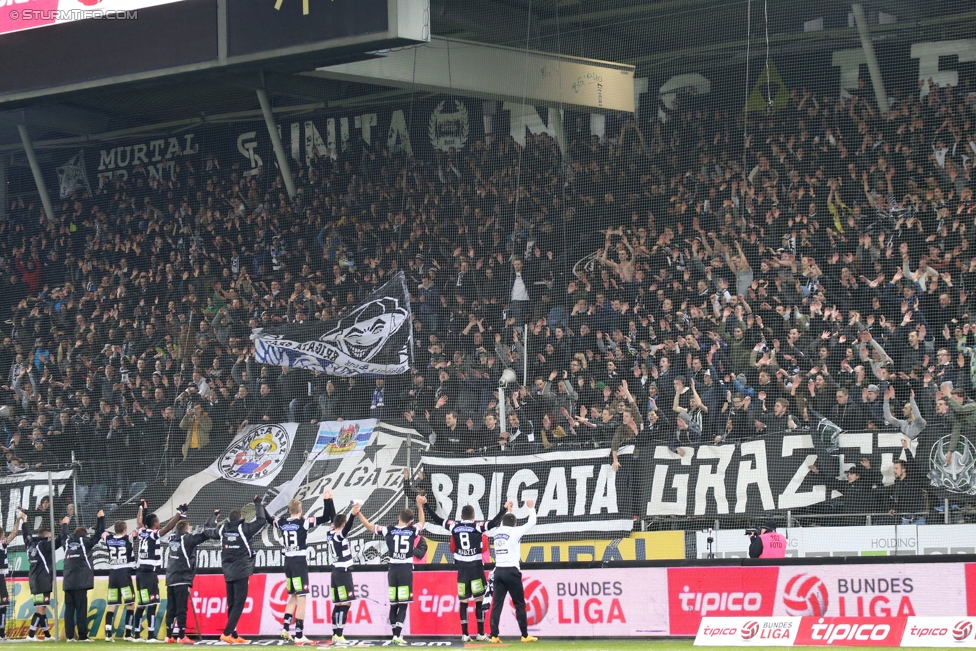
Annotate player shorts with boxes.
[456,563,487,601]
[136,571,160,605]
[29,577,52,600]
[108,569,135,605]
[387,564,413,604]
[31,593,50,605]
[330,568,356,604]
[284,556,310,596]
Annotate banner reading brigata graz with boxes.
[422,431,926,523]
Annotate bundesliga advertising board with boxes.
[10,563,976,639]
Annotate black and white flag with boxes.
[252,272,413,376]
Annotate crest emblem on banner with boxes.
[218,424,291,483]
[429,100,469,151]
[56,149,92,199]
[929,434,976,495]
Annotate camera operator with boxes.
[748,520,786,559]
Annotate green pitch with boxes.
[18,641,912,650]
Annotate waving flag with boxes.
[252,272,413,376]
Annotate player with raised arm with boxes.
[0,508,22,640]
[134,499,182,642]
[271,489,335,645]
[101,514,138,641]
[217,495,268,645]
[20,508,54,641]
[60,509,106,641]
[426,502,507,641]
[164,503,219,644]
[327,500,358,645]
[488,499,538,644]
[354,495,428,646]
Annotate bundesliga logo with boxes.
[740,621,759,640]
[955,621,973,641]
[783,573,829,616]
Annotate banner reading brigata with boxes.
[422,449,633,538]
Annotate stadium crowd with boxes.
[0,80,974,522]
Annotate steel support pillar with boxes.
[851,4,889,113]
[17,125,55,222]
[256,88,297,200]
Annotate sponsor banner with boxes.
[694,617,799,646]
[312,419,376,459]
[185,574,266,637]
[411,567,668,637]
[902,617,976,647]
[426,531,684,564]
[256,568,669,637]
[252,274,413,377]
[668,567,779,635]
[696,526,919,558]
[795,617,906,646]
[771,565,963,618]
[204,423,298,486]
[258,572,391,637]
[6,576,170,640]
[422,449,634,538]
[668,563,968,635]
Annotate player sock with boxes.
[459,601,469,636]
[295,620,304,638]
[134,607,145,636]
[28,613,38,636]
[389,605,400,638]
[282,613,293,632]
[125,609,134,636]
[396,604,408,634]
[40,614,48,635]
[1,608,7,637]
[476,601,485,635]
[147,606,158,639]
[337,605,349,636]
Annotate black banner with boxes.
[252,273,413,376]
[422,431,922,526]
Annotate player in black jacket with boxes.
[60,510,106,641]
[355,495,427,647]
[164,504,219,644]
[426,504,506,642]
[0,510,22,640]
[269,489,333,645]
[20,509,53,641]
[217,496,267,644]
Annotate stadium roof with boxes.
[1,0,974,157]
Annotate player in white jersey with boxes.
[487,499,538,644]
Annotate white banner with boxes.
[902,617,976,647]
[695,618,800,646]
[204,423,298,487]
[696,525,920,558]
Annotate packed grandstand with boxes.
[2,73,974,538]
